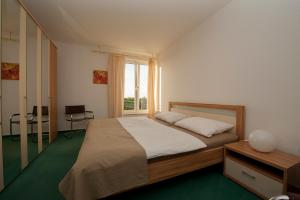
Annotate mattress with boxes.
[118,116,238,160]
[117,117,207,159]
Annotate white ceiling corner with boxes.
[20,0,231,54]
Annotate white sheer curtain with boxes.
[147,58,157,116]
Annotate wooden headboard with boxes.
[169,102,245,140]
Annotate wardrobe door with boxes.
[2,0,22,183]
[49,42,57,142]
[36,28,42,153]
[41,33,49,149]
[26,12,38,162]
[0,0,3,191]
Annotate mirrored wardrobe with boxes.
[1,0,21,187]
[41,32,50,150]
[0,0,57,190]
[26,9,38,162]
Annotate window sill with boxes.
[123,111,148,116]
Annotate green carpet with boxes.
[0,131,260,200]
[2,134,49,186]
[2,136,21,186]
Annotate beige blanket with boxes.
[59,119,148,200]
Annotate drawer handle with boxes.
[241,170,256,180]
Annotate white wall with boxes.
[159,0,300,156]
[2,40,109,133]
[56,42,108,131]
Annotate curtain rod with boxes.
[93,50,151,60]
[92,45,156,60]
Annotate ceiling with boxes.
[20,0,231,54]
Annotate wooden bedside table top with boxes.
[225,141,300,170]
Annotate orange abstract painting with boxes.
[93,70,108,84]
[1,63,19,80]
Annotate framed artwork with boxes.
[1,62,19,80]
[93,70,108,84]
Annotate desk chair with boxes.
[64,105,94,138]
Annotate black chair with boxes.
[64,105,94,138]
[10,113,30,140]
[28,106,49,142]
[10,106,49,141]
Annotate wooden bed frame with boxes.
[148,102,245,184]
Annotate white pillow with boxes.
[174,117,234,137]
[155,111,187,124]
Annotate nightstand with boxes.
[224,141,300,200]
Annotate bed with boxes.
[59,102,245,200]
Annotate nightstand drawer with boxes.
[225,157,283,198]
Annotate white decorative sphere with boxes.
[248,130,276,153]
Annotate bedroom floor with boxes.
[2,134,49,186]
[0,130,260,200]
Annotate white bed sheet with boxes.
[117,117,207,159]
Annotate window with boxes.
[124,59,148,113]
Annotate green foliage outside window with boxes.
[124,97,147,110]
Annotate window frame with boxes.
[123,58,148,115]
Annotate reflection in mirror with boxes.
[1,0,21,186]
[41,33,49,149]
[26,15,38,162]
